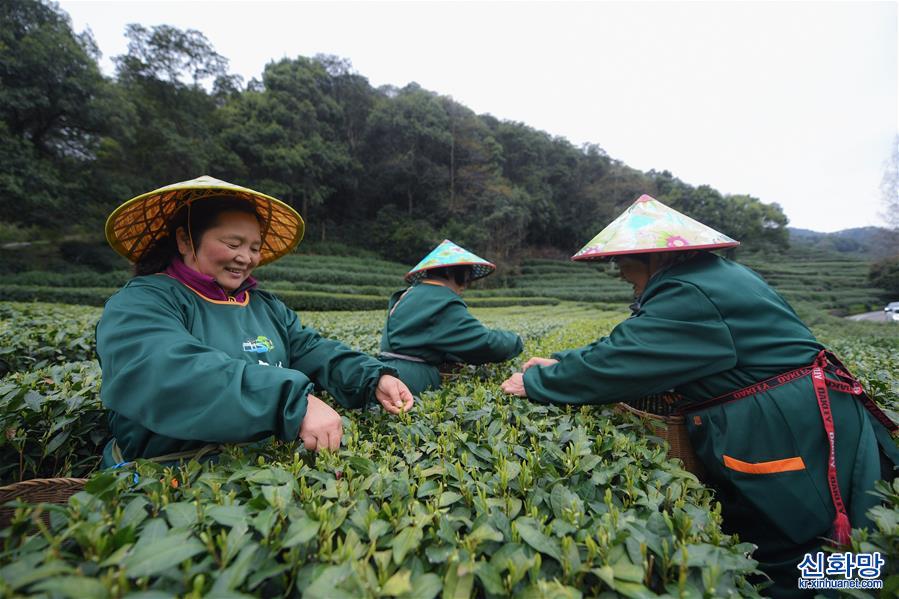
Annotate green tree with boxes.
[366,205,438,263]
[114,24,227,86]
[653,173,789,252]
[0,0,106,227]
[489,120,620,251]
[559,144,617,249]
[216,56,355,239]
[90,23,233,214]
[314,55,374,154]
[0,2,797,267]
[869,257,899,297]
[361,84,452,218]
[441,98,504,215]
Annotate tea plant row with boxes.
[1,310,767,597]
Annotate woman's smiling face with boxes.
[177,210,262,292]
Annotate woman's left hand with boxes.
[376,375,415,414]
[501,373,528,397]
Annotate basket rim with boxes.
[0,477,89,499]
[616,401,684,424]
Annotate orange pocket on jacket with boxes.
[722,454,806,475]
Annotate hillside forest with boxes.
[2,1,795,263]
[4,0,899,297]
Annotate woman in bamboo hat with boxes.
[379,240,523,395]
[500,194,898,597]
[97,175,413,467]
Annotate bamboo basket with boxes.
[617,393,707,479]
[0,477,87,527]
[438,363,466,383]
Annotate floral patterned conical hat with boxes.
[572,194,739,261]
[405,240,496,284]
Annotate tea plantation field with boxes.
[0,247,888,315]
[0,251,897,597]
[0,254,563,312]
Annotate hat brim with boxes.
[405,261,496,284]
[571,241,740,261]
[105,182,304,266]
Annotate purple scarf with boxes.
[164,256,258,302]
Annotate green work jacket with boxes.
[96,275,393,467]
[379,281,523,395]
[522,252,898,597]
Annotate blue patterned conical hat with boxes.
[405,240,496,284]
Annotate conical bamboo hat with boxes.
[572,194,739,260]
[405,240,496,284]
[105,175,304,266]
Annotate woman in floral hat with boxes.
[379,240,523,395]
[501,195,898,598]
[97,176,414,467]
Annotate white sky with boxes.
[60,0,898,233]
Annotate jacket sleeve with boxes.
[523,281,737,405]
[432,300,524,364]
[284,306,396,410]
[551,338,606,361]
[96,285,312,444]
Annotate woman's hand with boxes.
[501,372,528,397]
[376,375,415,414]
[298,394,343,451]
[521,357,559,372]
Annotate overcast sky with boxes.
[60,0,897,233]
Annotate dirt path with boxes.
[847,310,893,322]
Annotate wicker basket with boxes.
[617,394,707,479]
[438,363,466,383]
[0,477,87,528]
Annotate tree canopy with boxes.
[1,0,792,263]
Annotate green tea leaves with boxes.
[120,531,205,577]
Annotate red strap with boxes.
[811,351,852,545]
[823,351,897,433]
[675,348,897,547]
[682,366,813,413]
[679,357,897,435]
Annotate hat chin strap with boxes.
[187,202,199,265]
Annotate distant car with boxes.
[885,302,899,322]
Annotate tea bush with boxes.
[0,362,764,597]
[1,251,885,315]
[0,271,130,288]
[0,305,624,484]
[0,360,105,483]
[0,286,120,308]
[0,303,100,377]
[0,280,896,597]
[847,479,899,596]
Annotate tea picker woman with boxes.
[500,195,898,597]
[97,176,414,467]
[379,240,523,395]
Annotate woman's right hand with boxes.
[298,394,343,451]
[521,357,559,372]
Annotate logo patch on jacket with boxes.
[242,336,274,353]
